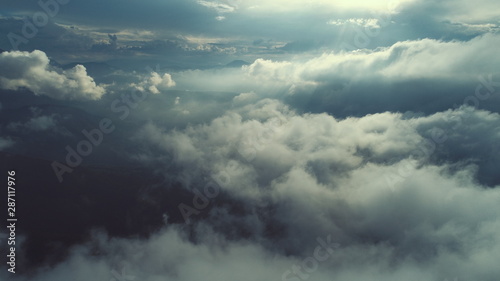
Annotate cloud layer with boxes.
[3,101,499,281]
[1,0,499,280]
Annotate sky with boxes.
[0,0,500,280]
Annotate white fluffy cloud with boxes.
[328,18,381,28]
[0,50,106,100]
[135,100,500,194]
[231,0,412,14]
[243,33,500,84]
[125,100,500,280]
[131,72,176,94]
[172,33,500,101]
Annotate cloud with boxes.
[244,33,500,83]
[125,101,499,279]
[5,107,59,133]
[2,0,497,64]
[0,45,498,279]
[8,114,57,131]
[328,18,381,29]
[169,33,500,118]
[436,0,500,23]
[133,100,500,192]
[0,50,106,100]
[197,0,236,14]
[3,0,498,64]
[0,137,14,150]
[233,92,258,106]
[147,72,176,93]
[0,19,98,61]
[131,71,176,94]
[230,0,411,13]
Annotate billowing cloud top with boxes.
[0,50,105,100]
